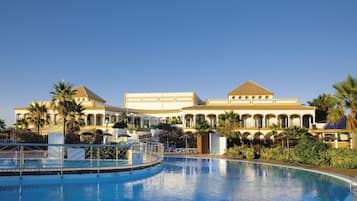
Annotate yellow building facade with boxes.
[126,81,316,141]
[13,80,351,148]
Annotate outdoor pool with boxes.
[0,156,353,201]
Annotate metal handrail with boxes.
[0,142,164,176]
[0,143,132,148]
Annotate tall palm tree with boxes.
[50,81,77,135]
[308,93,337,123]
[328,74,357,149]
[66,101,86,134]
[27,102,50,134]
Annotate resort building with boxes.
[13,80,352,148]
[126,81,315,134]
[14,86,126,133]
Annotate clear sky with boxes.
[1,0,357,126]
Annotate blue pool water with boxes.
[0,156,353,201]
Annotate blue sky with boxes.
[1,0,356,126]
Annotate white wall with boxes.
[125,92,197,110]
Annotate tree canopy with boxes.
[308,93,337,123]
[328,74,357,149]
[0,119,5,130]
[217,111,240,139]
[27,102,50,134]
[50,81,77,135]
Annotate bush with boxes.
[113,121,127,129]
[260,147,290,162]
[85,146,129,160]
[327,148,357,169]
[65,134,80,144]
[225,146,243,159]
[258,136,357,169]
[241,147,255,160]
[16,132,47,143]
[225,146,255,160]
[290,136,328,165]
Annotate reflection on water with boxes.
[0,156,353,201]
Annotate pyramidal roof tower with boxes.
[227,80,274,96]
[73,85,106,103]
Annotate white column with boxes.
[193,115,196,128]
[94,114,97,126]
[335,133,338,148]
[182,116,186,128]
[84,115,87,125]
[299,116,302,127]
[140,117,144,128]
[115,113,119,123]
[249,114,254,128]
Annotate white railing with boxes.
[0,142,164,176]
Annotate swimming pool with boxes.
[0,156,353,201]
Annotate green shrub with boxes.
[290,136,328,165]
[16,132,47,143]
[260,147,289,162]
[327,148,357,169]
[113,121,127,129]
[242,147,255,160]
[225,146,255,160]
[85,146,129,160]
[225,146,243,159]
[65,134,80,144]
[260,148,275,160]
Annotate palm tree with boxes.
[27,102,50,134]
[308,93,337,123]
[50,81,77,135]
[285,126,308,151]
[66,101,85,134]
[0,119,5,130]
[217,111,240,139]
[14,118,29,130]
[328,74,357,149]
[117,112,128,123]
[195,120,210,134]
[268,123,281,146]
